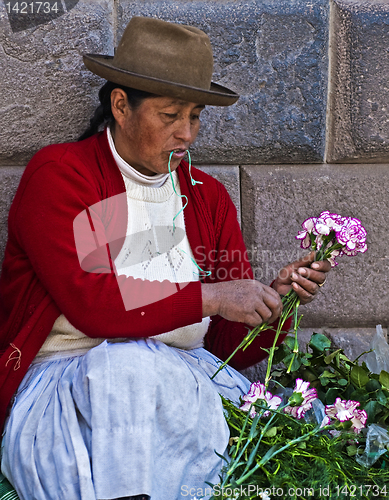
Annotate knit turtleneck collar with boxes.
[106,125,169,188]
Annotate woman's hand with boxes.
[272,251,331,305]
[202,280,283,327]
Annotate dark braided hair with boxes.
[78,81,158,141]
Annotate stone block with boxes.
[0,0,114,166]
[241,327,387,381]
[327,0,389,163]
[117,0,329,164]
[240,163,389,328]
[0,167,24,266]
[195,165,241,223]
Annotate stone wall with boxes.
[1,0,388,370]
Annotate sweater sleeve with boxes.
[203,183,291,371]
[12,154,202,339]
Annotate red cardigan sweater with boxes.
[0,130,290,429]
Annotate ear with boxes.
[110,88,131,128]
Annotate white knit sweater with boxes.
[37,128,209,358]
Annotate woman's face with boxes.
[111,91,205,176]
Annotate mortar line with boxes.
[324,0,335,164]
[113,0,118,50]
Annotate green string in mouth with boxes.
[168,150,211,278]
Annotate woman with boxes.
[0,17,330,500]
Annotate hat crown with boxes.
[114,17,214,91]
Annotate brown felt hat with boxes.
[83,16,239,106]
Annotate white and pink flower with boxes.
[296,217,317,249]
[325,398,360,422]
[240,382,282,418]
[318,211,346,232]
[336,217,367,256]
[325,398,368,434]
[295,211,367,263]
[284,378,318,420]
[350,409,368,434]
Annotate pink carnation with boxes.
[240,382,282,418]
[284,378,317,420]
[295,217,317,249]
[335,217,367,256]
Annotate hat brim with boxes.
[83,54,239,106]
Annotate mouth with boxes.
[170,149,187,159]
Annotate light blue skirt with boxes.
[1,339,251,500]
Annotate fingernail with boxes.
[291,272,299,280]
[298,268,306,275]
[311,263,319,269]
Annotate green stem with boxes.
[235,425,321,485]
[265,291,300,386]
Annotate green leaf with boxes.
[350,365,369,388]
[324,349,342,365]
[272,344,290,365]
[320,377,331,387]
[344,384,356,399]
[320,370,337,379]
[379,370,389,390]
[350,389,369,403]
[288,356,302,372]
[264,426,277,438]
[309,333,331,353]
[258,444,281,466]
[366,379,382,393]
[325,387,340,405]
[376,390,389,406]
[301,357,311,367]
[337,379,348,387]
[347,445,358,457]
[284,336,296,350]
[248,414,260,440]
[363,400,384,424]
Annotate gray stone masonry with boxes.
[327,0,389,163]
[195,166,241,223]
[240,164,389,328]
[118,0,329,164]
[0,0,114,166]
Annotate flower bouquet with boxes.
[207,213,389,499]
[212,211,368,383]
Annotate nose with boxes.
[174,117,196,145]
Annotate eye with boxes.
[164,113,177,119]
[191,114,201,121]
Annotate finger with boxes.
[255,302,280,325]
[311,259,331,273]
[293,250,316,268]
[245,310,267,328]
[263,292,283,318]
[291,282,315,304]
[297,267,327,285]
[291,272,319,295]
[261,282,283,302]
